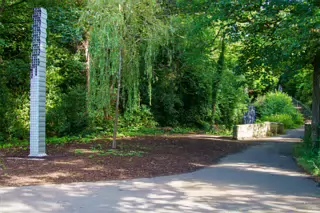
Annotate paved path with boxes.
[0,129,319,213]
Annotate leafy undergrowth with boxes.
[295,144,320,181]
[0,126,232,150]
[74,144,147,158]
[255,92,304,129]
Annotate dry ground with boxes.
[0,135,252,187]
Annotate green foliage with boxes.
[4,94,30,139]
[171,127,200,134]
[150,8,249,129]
[117,127,166,137]
[255,92,304,128]
[281,66,313,108]
[261,114,295,129]
[0,1,86,141]
[91,144,103,152]
[295,142,320,177]
[215,71,249,128]
[0,0,317,146]
[121,105,158,129]
[74,149,85,155]
[47,86,88,137]
[82,0,168,126]
[245,68,280,97]
[99,149,145,157]
[255,92,293,117]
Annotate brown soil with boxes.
[0,135,251,187]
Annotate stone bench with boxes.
[233,122,284,140]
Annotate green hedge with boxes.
[255,92,304,128]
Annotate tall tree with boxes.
[190,0,319,145]
[211,34,226,129]
[235,0,319,148]
[82,0,168,148]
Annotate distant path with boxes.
[1,128,319,213]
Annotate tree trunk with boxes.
[312,50,320,150]
[0,0,6,16]
[84,38,90,96]
[112,49,123,149]
[211,35,226,130]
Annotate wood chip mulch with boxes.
[0,135,252,187]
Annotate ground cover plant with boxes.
[295,128,320,182]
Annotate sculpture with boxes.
[29,8,47,157]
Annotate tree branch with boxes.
[8,0,28,8]
[0,0,28,16]
[0,0,6,15]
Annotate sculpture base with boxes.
[28,153,47,158]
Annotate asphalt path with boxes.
[1,128,319,213]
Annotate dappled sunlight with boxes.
[214,163,310,177]
[2,176,48,186]
[53,159,85,166]
[70,149,100,154]
[0,187,15,194]
[5,157,45,161]
[115,180,320,213]
[82,166,104,172]
[243,165,309,177]
[34,172,73,179]
[1,203,38,213]
[0,169,319,213]
[147,194,176,199]
[255,138,302,143]
[119,181,157,191]
[0,171,78,187]
[115,189,320,213]
[189,162,310,177]
[1,132,319,213]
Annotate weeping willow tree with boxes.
[82,0,168,148]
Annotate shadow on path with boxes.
[0,128,319,213]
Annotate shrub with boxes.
[261,114,295,129]
[255,92,304,128]
[255,92,293,117]
[295,142,320,177]
[47,86,88,136]
[120,105,158,129]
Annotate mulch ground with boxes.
[0,135,252,187]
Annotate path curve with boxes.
[0,129,319,213]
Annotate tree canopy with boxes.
[0,0,319,148]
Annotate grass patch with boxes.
[0,126,233,151]
[118,127,165,137]
[74,149,85,155]
[0,159,6,170]
[98,149,145,157]
[295,143,320,177]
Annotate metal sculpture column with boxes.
[29,8,47,157]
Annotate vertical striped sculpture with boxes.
[244,106,256,124]
[29,8,47,157]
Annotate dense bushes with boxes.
[261,114,295,129]
[0,3,87,141]
[255,92,304,128]
[47,86,88,137]
[120,106,158,131]
[0,1,312,144]
[281,66,313,109]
